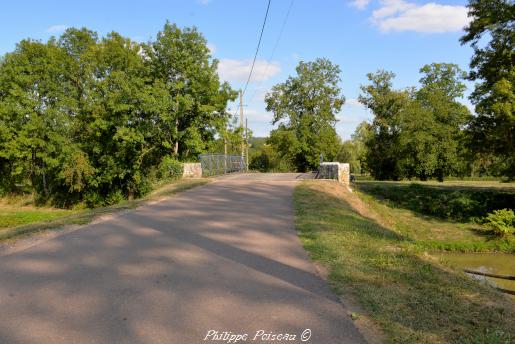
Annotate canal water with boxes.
[437,252,515,297]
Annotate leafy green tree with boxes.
[0,38,83,202]
[337,122,372,175]
[351,121,373,174]
[461,0,515,179]
[266,58,345,171]
[336,140,362,173]
[359,70,409,180]
[145,22,236,160]
[0,22,236,206]
[399,63,471,181]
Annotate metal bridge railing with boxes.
[198,154,245,177]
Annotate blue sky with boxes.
[0,0,474,139]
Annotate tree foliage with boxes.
[265,58,345,172]
[0,23,235,206]
[461,0,515,179]
[359,70,409,180]
[359,64,471,181]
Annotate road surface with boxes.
[0,173,366,343]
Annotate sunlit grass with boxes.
[0,208,76,229]
[294,181,514,343]
[354,181,515,252]
[0,178,209,241]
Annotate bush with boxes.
[106,189,125,206]
[483,209,515,237]
[249,152,270,172]
[84,191,105,208]
[158,156,183,180]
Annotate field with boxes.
[0,179,208,242]
[294,180,514,343]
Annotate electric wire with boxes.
[230,0,272,118]
[246,0,294,107]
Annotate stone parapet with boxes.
[317,162,350,185]
[183,163,202,178]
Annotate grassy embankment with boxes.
[0,178,208,242]
[294,180,514,343]
[356,180,515,252]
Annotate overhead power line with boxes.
[246,0,294,106]
[230,0,273,119]
[242,0,272,97]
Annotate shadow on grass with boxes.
[356,181,515,223]
[0,179,208,243]
[295,182,514,343]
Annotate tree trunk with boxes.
[42,161,48,196]
[174,118,179,156]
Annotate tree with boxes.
[145,22,236,160]
[461,0,515,179]
[0,23,236,206]
[265,58,345,171]
[0,38,84,202]
[351,121,373,174]
[336,121,372,174]
[399,63,471,181]
[359,70,409,180]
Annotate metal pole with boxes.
[240,89,244,159]
[224,136,227,173]
[245,118,249,171]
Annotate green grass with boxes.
[356,181,515,222]
[294,181,514,344]
[0,208,77,229]
[0,178,208,242]
[354,181,515,252]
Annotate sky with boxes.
[0,0,475,139]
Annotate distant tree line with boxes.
[0,22,237,206]
[348,0,514,181]
[258,0,513,181]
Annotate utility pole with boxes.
[239,89,245,171]
[224,135,227,173]
[239,89,244,158]
[245,118,249,171]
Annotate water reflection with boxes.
[437,252,515,298]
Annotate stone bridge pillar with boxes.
[317,162,350,185]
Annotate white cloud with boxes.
[345,98,362,107]
[350,0,372,10]
[218,59,281,83]
[47,24,68,33]
[244,108,274,123]
[371,0,471,33]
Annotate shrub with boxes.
[158,156,183,180]
[84,191,105,208]
[250,152,270,172]
[106,190,125,206]
[483,209,515,237]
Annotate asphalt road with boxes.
[0,173,366,344]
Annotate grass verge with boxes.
[295,181,514,343]
[0,178,208,242]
